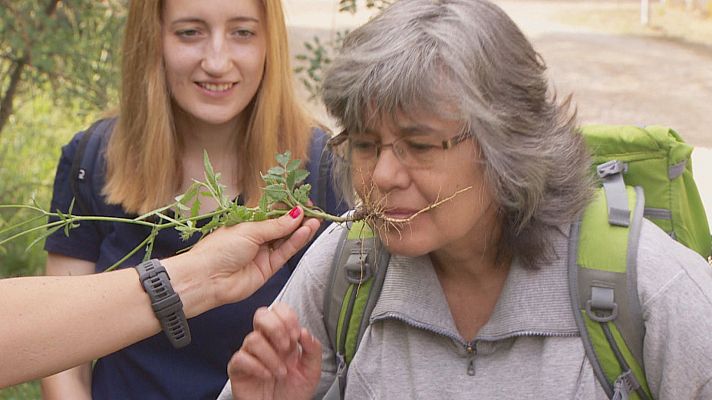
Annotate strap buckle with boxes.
[597,160,627,179]
[585,286,619,323]
[344,243,373,284]
[612,370,640,400]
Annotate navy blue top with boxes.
[45,119,345,400]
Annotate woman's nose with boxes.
[370,145,411,193]
[201,37,231,76]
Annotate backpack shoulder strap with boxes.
[323,220,390,400]
[569,183,653,400]
[69,118,114,241]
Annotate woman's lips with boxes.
[381,208,418,219]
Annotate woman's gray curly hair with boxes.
[322,0,594,269]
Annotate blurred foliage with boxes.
[337,0,392,14]
[294,0,392,102]
[294,32,348,102]
[0,380,40,400]
[0,0,126,136]
[0,85,99,278]
[0,2,125,396]
[0,0,126,280]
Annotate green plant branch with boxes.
[0,151,357,272]
[1,150,467,273]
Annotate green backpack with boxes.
[321,125,712,400]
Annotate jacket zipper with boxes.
[373,313,579,376]
[465,342,477,376]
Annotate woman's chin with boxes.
[381,233,431,258]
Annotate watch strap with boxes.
[135,259,192,348]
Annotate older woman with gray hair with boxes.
[221,0,712,399]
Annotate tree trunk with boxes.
[0,0,59,139]
[0,55,29,138]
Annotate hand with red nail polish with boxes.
[167,207,321,317]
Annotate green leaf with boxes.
[258,193,269,212]
[200,215,222,234]
[176,225,198,241]
[293,169,310,185]
[264,184,288,203]
[267,166,286,176]
[286,159,301,173]
[286,171,296,191]
[275,151,291,167]
[294,184,311,204]
[251,210,267,222]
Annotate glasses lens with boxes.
[393,137,443,168]
[349,137,378,166]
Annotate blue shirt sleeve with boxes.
[43,131,102,263]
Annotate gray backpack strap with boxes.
[323,222,353,355]
[569,186,651,400]
[322,220,389,400]
[596,160,631,227]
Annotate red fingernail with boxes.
[289,207,301,219]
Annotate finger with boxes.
[253,304,300,352]
[269,303,302,343]
[299,328,321,369]
[228,348,274,381]
[240,331,288,378]
[298,328,322,373]
[268,218,321,267]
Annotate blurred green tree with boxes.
[0,0,126,137]
[295,0,391,101]
[0,0,126,278]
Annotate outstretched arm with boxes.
[0,207,319,388]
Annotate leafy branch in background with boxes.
[294,0,392,102]
[0,152,351,272]
[0,0,125,138]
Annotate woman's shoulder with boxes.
[307,125,332,154]
[63,117,117,153]
[636,219,712,306]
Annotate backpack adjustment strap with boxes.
[344,245,373,284]
[585,286,619,323]
[322,353,348,400]
[597,160,631,227]
[612,370,641,400]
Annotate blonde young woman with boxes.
[41,0,343,398]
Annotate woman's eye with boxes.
[405,140,436,153]
[233,29,255,38]
[350,139,377,152]
[176,29,201,38]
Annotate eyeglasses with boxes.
[328,129,470,169]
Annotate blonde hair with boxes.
[104,0,312,213]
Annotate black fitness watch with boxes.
[134,259,192,348]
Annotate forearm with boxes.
[0,210,317,388]
[0,253,231,388]
[0,268,159,387]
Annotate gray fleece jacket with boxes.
[219,220,712,399]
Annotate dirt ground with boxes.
[283,0,712,218]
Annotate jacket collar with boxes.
[370,225,579,342]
